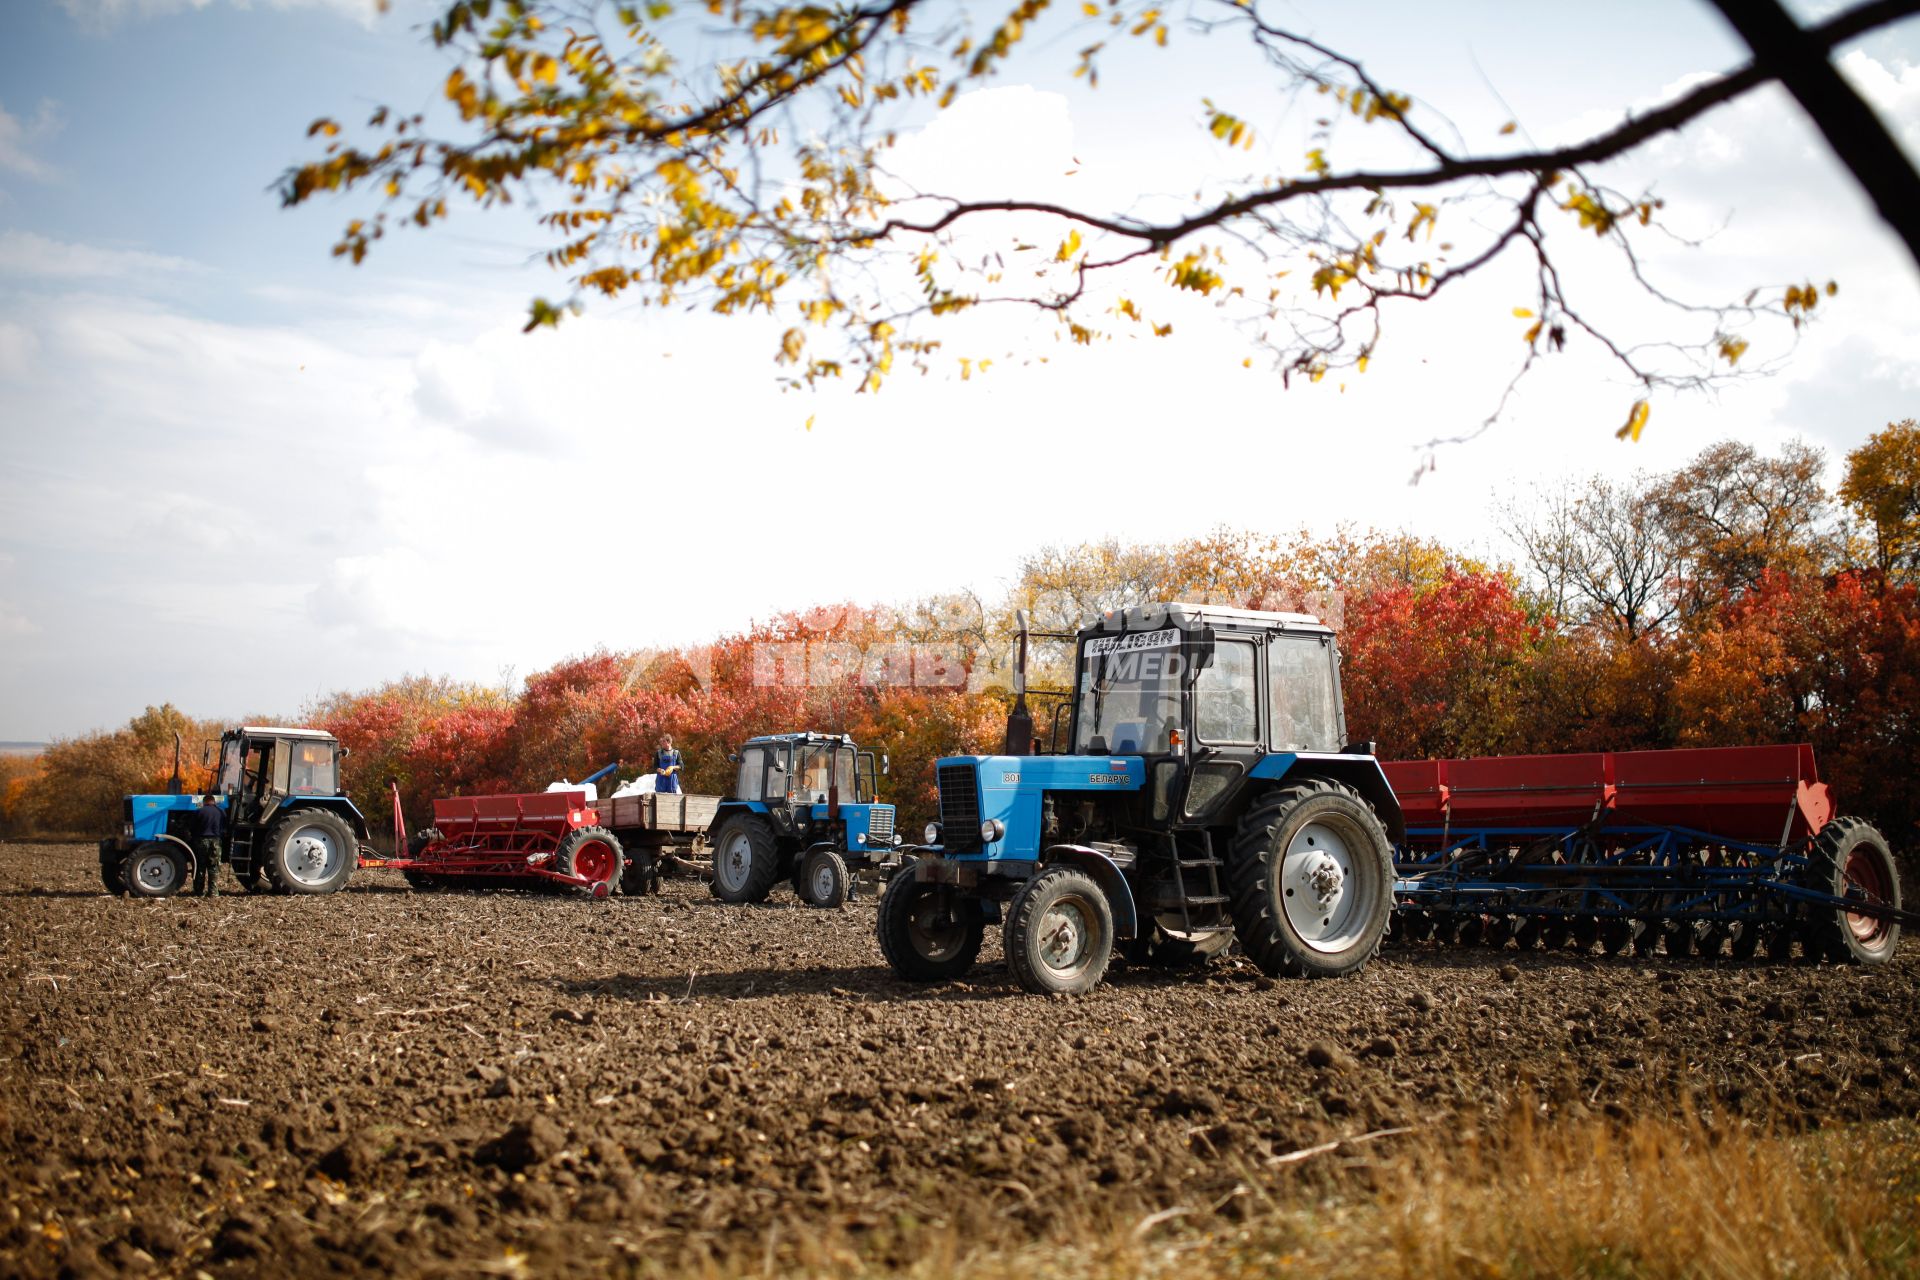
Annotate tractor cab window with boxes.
[836,747,857,799]
[243,741,273,796]
[218,739,244,794]
[797,745,842,803]
[1195,637,1259,743]
[288,741,336,795]
[735,748,765,802]
[1269,634,1341,751]
[1073,628,1184,755]
[761,745,792,802]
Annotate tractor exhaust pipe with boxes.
[1004,610,1034,757]
[167,732,184,796]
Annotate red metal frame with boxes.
[366,787,613,892]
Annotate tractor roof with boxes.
[743,732,857,746]
[236,725,338,741]
[1089,602,1333,635]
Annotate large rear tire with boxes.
[709,815,780,904]
[262,810,356,895]
[123,842,187,898]
[1803,817,1903,966]
[1004,867,1113,995]
[556,826,625,897]
[877,873,983,982]
[1227,778,1393,978]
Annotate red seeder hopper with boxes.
[367,784,626,897]
[1384,744,1909,964]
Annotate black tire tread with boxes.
[709,815,782,904]
[1802,816,1902,966]
[1003,866,1113,995]
[1226,777,1393,979]
[877,872,982,981]
[556,825,626,895]
[261,809,356,895]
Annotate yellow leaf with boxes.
[804,415,815,431]
[1081,1,1098,12]
[1512,307,1533,318]
[1499,121,1517,135]
[1615,399,1650,442]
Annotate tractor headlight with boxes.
[980,818,1004,843]
[122,822,134,838]
[924,822,941,845]
[852,831,865,846]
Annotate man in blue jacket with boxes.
[194,795,224,897]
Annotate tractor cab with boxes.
[879,603,1402,995]
[709,732,900,907]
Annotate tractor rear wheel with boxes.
[98,842,129,896]
[709,815,780,904]
[262,811,356,895]
[1004,867,1113,995]
[556,826,625,897]
[877,873,983,981]
[1227,778,1394,979]
[803,849,850,908]
[621,847,661,896]
[1803,817,1903,966]
[123,843,188,898]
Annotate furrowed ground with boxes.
[2,842,1916,1278]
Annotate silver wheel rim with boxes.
[907,890,966,960]
[810,858,839,902]
[1281,818,1376,952]
[1033,893,1100,979]
[282,824,343,886]
[133,851,176,892]
[716,830,753,894]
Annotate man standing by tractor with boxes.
[193,795,224,897]
[654,736,683,794]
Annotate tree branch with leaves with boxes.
[283,0,1920,442]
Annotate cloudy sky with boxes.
[1,0,1916,740]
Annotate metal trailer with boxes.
[100,726,368,898]
[371,767,629,897]
[1385,744,1913,963]
[595,789,723,894]
[707,732,903,908]
[877,603,1404,995]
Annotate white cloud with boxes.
[0,98,61,181]
[1838,48,1920,154]
[58,0,384,32]
[0,229,200,280]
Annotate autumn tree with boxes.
[1672,569,1920,840]
[1841,418,1920,578]
[13,705,226,837]
[1653,438,1835,614]
[1505,474,1676,639]
[283,0,1917,438]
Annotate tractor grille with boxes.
[938,765,981,851]
[868,806,894,843]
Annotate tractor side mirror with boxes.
[727,753,739,764]
[880,754,890,776]
[338,745,351,760]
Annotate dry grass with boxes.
[674,1113,1920,1280]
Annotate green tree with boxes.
[281,0,1918,437]
[1841,418,1920,578]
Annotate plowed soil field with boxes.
[3,841,1916,1278]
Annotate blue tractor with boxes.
[708,732,899,908]
[98,725,368,897]
[877,604,1404,994]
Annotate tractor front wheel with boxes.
[123,843,187,898]
[710,815,781,904]
[1227,778,1393,979]
[877,873,983,981]
[802,849,851,908]
[1804,817,1903,966]
[1004,867,1114,995]
[263,811,356,895]
[556,826,625,896]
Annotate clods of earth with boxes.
[2,842,1915,1277]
